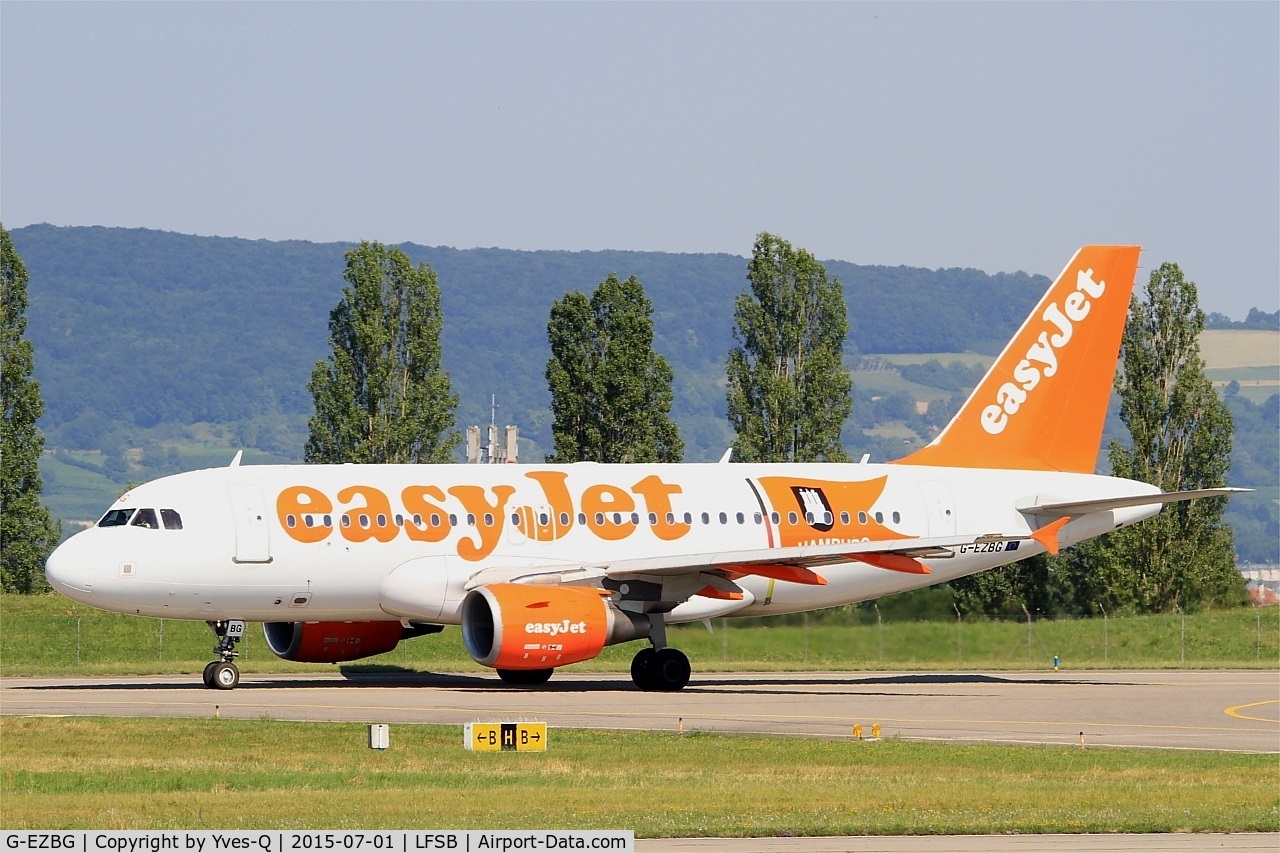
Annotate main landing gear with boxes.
[203,619,245,690]
[630,647,691,691]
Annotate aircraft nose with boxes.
[45,536,97,600]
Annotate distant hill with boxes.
[12,225,1276,563]
[12,224,1046,462]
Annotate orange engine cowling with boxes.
[461,583,643,670]
[263,620,405,663]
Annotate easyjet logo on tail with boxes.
[980,268,1107,435]
[897,245,1140,473]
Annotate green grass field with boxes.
[1,717,1275,833]
[3,594,1275,677]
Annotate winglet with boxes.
[897,246,1141,473]
[1030,517,1070,555]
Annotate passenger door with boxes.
[227,483,272,563]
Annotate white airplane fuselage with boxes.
[47,460,1160,624]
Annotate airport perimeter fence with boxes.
[2,596,1277,673]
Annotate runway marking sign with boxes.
[464,721,547,751]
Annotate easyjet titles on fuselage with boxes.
[274,469,902,563]
[276,470,692,562]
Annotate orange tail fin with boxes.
[896,245,1141,473]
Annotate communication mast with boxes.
[466,394,519,464]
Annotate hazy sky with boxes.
[3,2,1276,316]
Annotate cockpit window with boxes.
[98,508,136,527]
[161,509,183,530]
[130,508,160,529]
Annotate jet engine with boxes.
[263,620,411,663]
[461,583,648,671]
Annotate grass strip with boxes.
[3,595,1277,677]
[1,717,1276,835]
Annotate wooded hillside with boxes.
[13,225,1276,562]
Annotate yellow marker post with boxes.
[871,723,882,739]
[852,723,863,740]
[464,722,547,752]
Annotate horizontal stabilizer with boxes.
[1017,487,1251,519]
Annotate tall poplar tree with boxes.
[1,224,61,593]
[546,273,683,463]
[305,241,460,464]
[726,232,851,463]
[1072,261,1243,612]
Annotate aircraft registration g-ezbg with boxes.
[45,246,1244,691]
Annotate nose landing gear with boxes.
[203,619,245,690]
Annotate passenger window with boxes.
[595,512,605,526]
[875,512,884,524]
[323,515,333,528]
[98,508,136,527]
[448,514,458,526]
[683,512,692,525]
[466,514,476,526]
[342,515,352,528]
[560,512,570,526]
[736,512,745,524]
[287,515,298,529]
[840,511,850,525]
[701,512,710,525]
[718,512,728,525]
[892,511,901,524]
[858,512,867,525]
[649,512,658,525]
[376,514,387,527]
[788,512,798,525]
[511,512,521,525]
[771,512,780,524]
[484,513,494,526]
[754,512,762,524]
[666,512,675,525]
[359,514,371,528]
[161,509,183,530]
[578,513,587,525]
[539,512,549,526]
[131,508,160,529]
[805,512,814,524]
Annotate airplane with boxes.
[44,245,1246,692]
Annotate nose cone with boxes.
[45,535,97,602]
